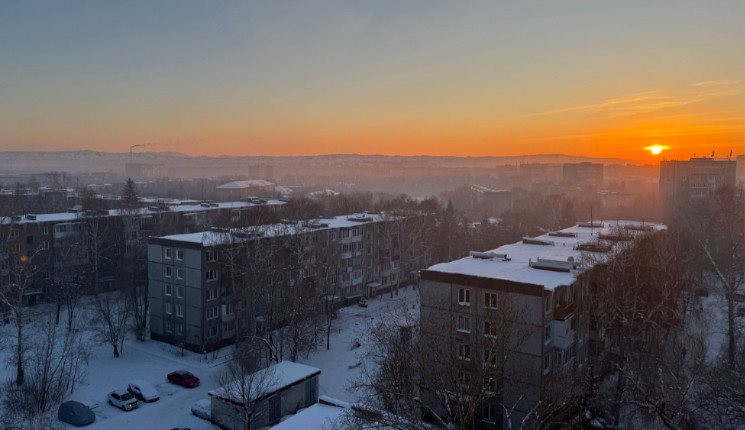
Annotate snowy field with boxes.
[0,286,420,429]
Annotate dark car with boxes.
[58,400,95,426]
[167,370,200,388]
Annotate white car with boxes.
[127,379,160,403]
[108,389,139,411]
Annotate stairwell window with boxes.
[458,288,471,306]
[485,292,498,309]
[457,315,471,333]
[205,270,218,282]
[458,344,471,361]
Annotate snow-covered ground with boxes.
[0,286,420,429]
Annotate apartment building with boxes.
[563,162,604,190]
[0,199,285,305]
[659,157,736,216]
[148,212,430,352]
[419,220,664,429]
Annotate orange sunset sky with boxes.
[0,1,743,164]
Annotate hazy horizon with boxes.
[1,1,743,163]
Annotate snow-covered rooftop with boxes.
[156,212,391,246]
[209,361,320,404]
[426,220,665,291]
[0,200,285,225]
[216,179,275,189]
[268,402,346,430]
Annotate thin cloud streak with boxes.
[524,80,743,118]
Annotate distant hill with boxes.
[0,151,642,176]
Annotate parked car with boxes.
[58,400,95,426]
[108,389,139,411]
[358,298,368,308]
[128,379,160,402]
[167,370,200,388]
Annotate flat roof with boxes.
[156,213,392,246]
[209,361,321,404]
[0,200,285,225]
[426,220,665,291]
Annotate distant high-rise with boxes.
[659,157,736,215]
[562,162,604,190]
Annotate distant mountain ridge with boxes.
[0,151,642,175]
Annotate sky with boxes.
[1,1,743,163]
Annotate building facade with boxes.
[0,199,285,306]
[148,213,431,352]
[419,220,664,429]
[563,162,604,190]
[659,157,736,216]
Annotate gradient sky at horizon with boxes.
[1,1,743,163]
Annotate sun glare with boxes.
[645,145,669,155]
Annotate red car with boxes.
[167,370,200,388]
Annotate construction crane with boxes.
[129,144,145,161]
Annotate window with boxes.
[482,405,497,424]
[165,248,172,259]
[484,320,498,338]
[553,350,563,366]
[223,322,234,333]
[176,286,184,298]
[165,303,172,315]
[205,250,217,262]
[176,249,184,261]
[543,354,552,374]
[165,284,173,296]
[176,304,184,317]
[165,266,172,278]
[176,323,184,336]
[208,326,218,338]
[485,292,498,309]
[457,371,471,387]
[206,288,217,301]
[41,241,50,250]
[458,288,471,306]
[484,349,497,367]
[458,344,471,361]
[205,270,218,282]
[457,315,471,333]
[484,378,496,394]
[176,268,184,280]
[42,226,48,235]
[26,235,33,244]
[207,306,219,320]
[225,303,234,315]
[164,320,173,333]
[544,324,552,345]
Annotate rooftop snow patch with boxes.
[216,180,275,189]
[209,361,320,404]
[426,220,665,291]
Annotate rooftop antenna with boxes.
[130,144,145,161]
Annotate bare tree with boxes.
[0,220,45,386]
[92,290,132,357]
[214,341,279,429]
[2,312,90,429]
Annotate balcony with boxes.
[553,303,575,321]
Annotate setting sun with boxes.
[645,145,669,155]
